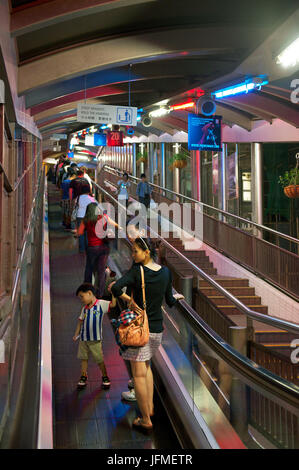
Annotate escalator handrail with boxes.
[92,178,299,337]
[114,227,299,413]
[101,164,299,246]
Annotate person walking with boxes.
[77,202,120,297]
[60,168,77,230]
[75,186,96,253]
[110,237,184,431]
[136,173,152,209]
[117,172,131,210]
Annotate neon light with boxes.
[149,107,170,117]
[212,77,268,99]
[276,37,299,68]
[170,102,195,111]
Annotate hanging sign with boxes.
[226,152,239,200]
[212,153,219,195]
[77,103,137,126]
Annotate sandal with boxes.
[132,417,153,432]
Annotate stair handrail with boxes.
[101,164,299,246]
[92,178,299,336]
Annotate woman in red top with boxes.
[77,203,119,297]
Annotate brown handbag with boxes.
[118,265,149,347]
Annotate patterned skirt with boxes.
[121,332,163,362]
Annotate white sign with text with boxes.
[77,103,137,126]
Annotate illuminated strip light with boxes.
[213,78,268,99]
[276,37,299,68]
[149,107,170,118]
[170,102,195,111]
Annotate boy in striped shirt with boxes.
[73,283,116,389]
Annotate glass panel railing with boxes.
[0,171,44,448]
[110,237,299,449]
[161,298,299,449]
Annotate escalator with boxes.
[1,174,298,449]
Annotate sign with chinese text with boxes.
[77,103,137,126]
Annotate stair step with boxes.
[167,254,210,264]
[260,345,295,358]
[256,331,298,343]
[199,278,249,288]
[166,257,214,269]
[207,295,261,306]
[217,305,268,315]
[200,286,256,296]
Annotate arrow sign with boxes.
[77,103,137,126]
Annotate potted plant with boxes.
[169,151,188,170]
[278,162,299,198]
[136,151,148,164]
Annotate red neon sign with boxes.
[107,131,124,146]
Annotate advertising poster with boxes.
[226,152,238,200]
[188,114,222,151]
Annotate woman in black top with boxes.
[111,237,184,431]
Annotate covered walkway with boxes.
[48,182,179,449]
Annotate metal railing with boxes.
[111,228,299,448]
[92,177,299,337]
[102,164,299,246]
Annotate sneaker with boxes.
[102,376,111,388]
[128,378,134,389]
[121,389,136,401]
[77,374,88,388]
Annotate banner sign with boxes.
[212,153,219,195]
[226,152,239,200]
[77,103,137,126]
[107,131,124,147]
[188,114,222,151]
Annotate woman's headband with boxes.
[138,237,149,251]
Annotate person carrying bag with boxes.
[110,237,184,432]
[114,265,149,348]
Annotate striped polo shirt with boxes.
[79,299,110,341]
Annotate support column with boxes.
[173,142,180,198]
[220,143,227,213]
[251,143,263,236]
[161,143,166,190]
[132,144,136,177]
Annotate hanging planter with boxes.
[136,151,148,165]
[169,151,188,171]
[278,159,299,199]
[283,185,299,198]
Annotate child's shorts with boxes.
[78,340,103,363]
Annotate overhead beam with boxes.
[224,93,299,128]
[18,25,265,94]
[11,0,156,36]
[30,84,125,115]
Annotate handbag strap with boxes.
[140,265,146,312]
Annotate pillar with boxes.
[251,143,263,236]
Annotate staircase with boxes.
[163,236,299,357]
[98,178,296,363]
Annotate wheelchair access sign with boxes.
[77,103,137,126]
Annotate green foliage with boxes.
[278,167,299,187]
[169,151,189,164]
[136,151,148,161]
